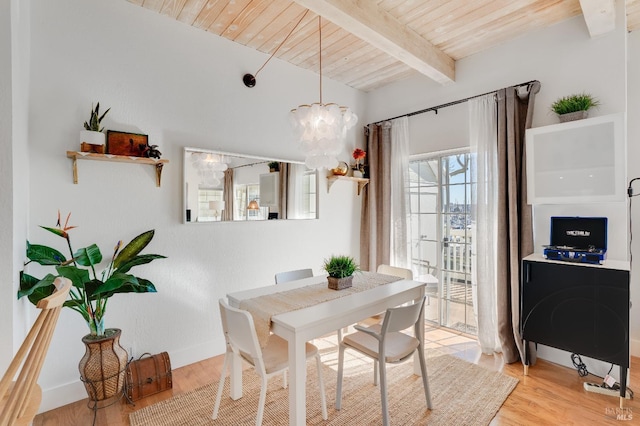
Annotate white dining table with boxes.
[227,273,435,426]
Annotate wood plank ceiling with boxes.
[128,0,637,92]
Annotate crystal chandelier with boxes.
[289,16,358,170]
[190,152,228,187]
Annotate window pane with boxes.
[443,154,470,185]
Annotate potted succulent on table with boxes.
[18,211,165,404]
[323,255,360,290]
[550,93,600,123]
[80,102,111,153]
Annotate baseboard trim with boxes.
[39,337,225,413]
[631,338,640,357]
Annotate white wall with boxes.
[367,3,629,377]
[1,0,31,375]
[20,0,366,411]
[0,0,14,373]
[628,29,640,357]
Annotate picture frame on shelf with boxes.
[106,131,148,157]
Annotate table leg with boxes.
[288,333,307,426]
[414,293,426,376]
[230,351,243,400]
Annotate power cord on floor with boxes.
[571,353,588,377]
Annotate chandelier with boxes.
[190,152,228,187]
[289,16,357,170]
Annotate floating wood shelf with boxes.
[326,175,369,195]
[66,151,169,187]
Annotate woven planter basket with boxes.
[558,110,589,123]
[79,328,128,402]
[327,275,353,290]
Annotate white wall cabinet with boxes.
[259,172,279,207]
[525,113,625,204]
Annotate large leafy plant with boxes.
[18,212,165,337]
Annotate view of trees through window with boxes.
[409,151,477,335]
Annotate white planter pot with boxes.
[80,130,106,146]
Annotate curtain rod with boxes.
[373,79,539,125]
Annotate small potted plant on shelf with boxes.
[80,102,111,153]
[352,148,366,178]
[550,93,600,123]
[18,211,165,404]
[323,255,360,290]
[268,161,280,172]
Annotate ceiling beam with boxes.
[579,0,616,37]
[291,0,455,85]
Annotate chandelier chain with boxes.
[319,16,323,105]
[255,9,310,77]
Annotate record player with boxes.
[543,216,607,264]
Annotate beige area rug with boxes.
[129,353,518,426]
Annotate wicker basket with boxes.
[79,328,128,402]
[328,275,353,290]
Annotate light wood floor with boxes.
[34,326,639,425]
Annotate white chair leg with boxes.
[212,353,230,419]
[373,360,379,386]
[418,344,433,409]
[315,354,328,420]
[335,344,345,410]
[256,375,268,426]
[378,355,390,426]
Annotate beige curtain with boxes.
[222,168,234,221]
[278,162,289,220]
[495,81,540,364]
[360,121,392,272]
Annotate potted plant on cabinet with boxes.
[323,255,360,290]
[550,93,600,122]
[268,161,280,172]
[80,102,110,153]
[18,211,165,403]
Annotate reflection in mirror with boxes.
[183,148,318,223]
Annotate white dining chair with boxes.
[360,264,415,327]
[376,264,413,280]
[274,268,313,284]
[213,299,328,425]
[335,296,431,426]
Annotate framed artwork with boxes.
[106,131,148,157]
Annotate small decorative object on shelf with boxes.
[351,148,366,178]
[550,93,600,122]
[268,161,280,172]
[331,161,349,176]
[106,131,149,157]
[80,102,110,152]
[323,254,360,290]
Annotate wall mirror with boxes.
[183,147,318,223]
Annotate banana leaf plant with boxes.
[18,211,166,338]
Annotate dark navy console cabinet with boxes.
[520,254,630,402]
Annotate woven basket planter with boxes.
[328,275,353,290]
[79,328,128,402]
[558,110,589,123]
